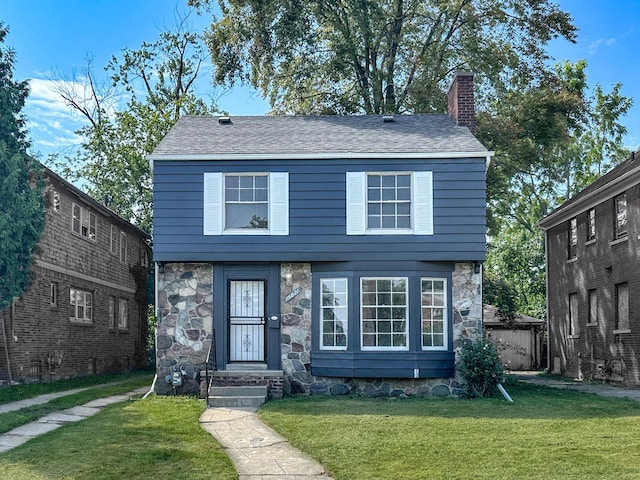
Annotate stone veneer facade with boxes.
[155,263,213,395]
[156,262,482,397]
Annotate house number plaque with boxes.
[284,287,301,303]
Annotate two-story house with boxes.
[150,73,491,398]
[539,149,640,385]
[0,166,151,384]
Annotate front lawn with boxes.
[259,382,640,480]
[0,396,237,480]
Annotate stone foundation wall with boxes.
[279,262,482,398]
[155,263,213,395]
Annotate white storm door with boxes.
[229,280,266,362]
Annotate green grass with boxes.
[0,374,153,434]
[259,383,640,480]
[0,370,153,405]
[0,396,237,480]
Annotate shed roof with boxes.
[149,114,489,160]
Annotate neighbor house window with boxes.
[108,296,115,329]
[569,293,578,337]
[568,217,577,259]
[50,283,57,307]
[110,226,118,255]
[52,190,60,212]
[70,288,92,323]
[615,193,627,239]
[361,278,408,349]
[587,208,596,242]
[615,282,629,331]
[421,278,447,349]
[320,278,348,350]
[588,289,598,325]
[72,203,96,241]
[203,172,289,235]
[118,299,128,330]
[346,171,433,235]
[119,232,127,263]
[141,246,149,267]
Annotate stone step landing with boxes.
[205,368,285,407]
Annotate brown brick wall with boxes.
[0,173,150,383]
[547,184,640,385]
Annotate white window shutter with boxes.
[413,171,433,235]
[203,172,223,235]
[269,172,289,235]
[346,172,366,235]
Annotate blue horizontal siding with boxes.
[153,157,486,262]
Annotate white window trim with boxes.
[420,277,448,351]
[320,278,349,351]
[118,298,128,330]
[119,232,127,263]
[110,226,118,255]
[346,171,433,235]
[70,288,93,324]
[203,172,289,236]
[72,203,97,242]
[360,277,409,351]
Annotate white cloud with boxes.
[588,37,617,55]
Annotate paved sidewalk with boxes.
[0,386,148,453]
[514,371,640,401]
[200,407,333,480]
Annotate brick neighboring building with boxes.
[538,149,640,385]
[0,166,151,384]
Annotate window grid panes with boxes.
[108,297,115,329]
[110,226,118,255]
[568,217,577,259]
[615,194,627,239]
[367,174,411,230]
[225,174,269,229]
[421,278,447,348]
[361,278,408,349]
[569,292,578,336]
[120,232,127,263]
[320,278,348,350]
[118,299,128,329]
[70,288,92,323]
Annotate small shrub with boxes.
[457,338,505,398]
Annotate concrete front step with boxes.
[207,385,268,408]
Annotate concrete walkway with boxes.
[200,407,333,480]
[513,371,640,401]
[0,386,148,453]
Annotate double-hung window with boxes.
[361,278,408,350]
[568,217,577,259]
[346,171,433,235]
[320,278,348,350]
[72,203,96,241]
[118,299,128,330]
[70,288,92,323]
[615,282,629,331]
[421,278,447,349]
[587,208,596,242]
[615,193,628,239]
[203,172,289,235]
[108,296,115,329]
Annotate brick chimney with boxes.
[447,72,475,132]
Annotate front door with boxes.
[229,280,266,362]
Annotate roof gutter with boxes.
[147,151,495,162]
[537,164,640,230]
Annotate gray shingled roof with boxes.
[149,115,488,158]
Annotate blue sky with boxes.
[1,0,639,160]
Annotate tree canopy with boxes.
[0,23,45,311]
[51,26,214,234]
[190,0,576,114]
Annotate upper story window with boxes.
[52,190,60,213]
[615,193,627,239]
[120,232,127,263]
[361,277,408,350]
[110,226,118,255]
[367,173,411,230]
[346,171,433,235]
[203,172,289,236]
[225,174,269,230]
[70,288,92,324]
[72,203,96,241]
[568,217,577,259]
[587,208,596,242]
